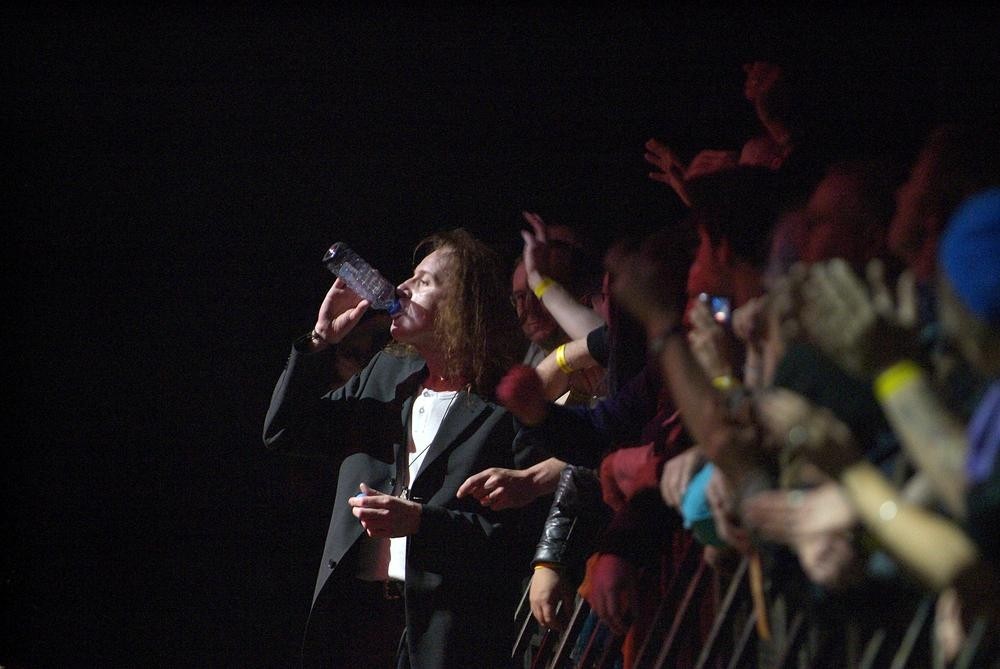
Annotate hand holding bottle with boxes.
[311,278,370,349]
[311,242,399,350]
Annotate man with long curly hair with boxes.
[264,229,546,667]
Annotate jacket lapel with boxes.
[412,389,488,482]
[394,365,425,492]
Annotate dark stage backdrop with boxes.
[5,5,999,666]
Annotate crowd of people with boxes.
[264,59,1000,668]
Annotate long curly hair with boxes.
[401,229,522,399]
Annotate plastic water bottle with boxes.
[322,242,401,315]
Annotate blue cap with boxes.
[939,188,1000,326]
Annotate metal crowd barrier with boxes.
[516,550,995,668]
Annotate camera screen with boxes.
[698,293,731,324]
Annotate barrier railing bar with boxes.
[632,540,703,668]
[695,556,750,669]
[724,609,759,669]
[652,558,709,668]
[547,598,590,669]
[889,593,933,669]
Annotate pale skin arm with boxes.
[644,139,739,206]
[521,211,605,339]
[798,259,967,517]
[755,388,978,591]
[685,149,739,180]
[652,333,745,477]
[876,372,968,518]
[535,337,600,401]
[741,481,856,545]
[840,462,978,591]
[456,457,566,510]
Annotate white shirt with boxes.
[357,386,458,582]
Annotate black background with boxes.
[5,5,999,666]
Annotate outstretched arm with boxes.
[457,458,566,511]
[756,388,978,590]
[535,337,601,401]
[606,229,758,482]
[796,259,968,517]
[521,211,605,339]
[842,461,978,590]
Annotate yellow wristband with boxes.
[711,375,736,391]
[534,562,562,572]
[873,360,923,402]
[554,343,575,374]
[532,276,557,299]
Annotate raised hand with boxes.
[313,277,371,348]
[688,298,734,381]
[731,295,767,344]
[520,211,551,283]
[644,138,692,206]
[731,295,772,388]
[798,259,918,378]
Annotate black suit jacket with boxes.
[264,345,546,667]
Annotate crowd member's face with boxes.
[511,262,559,346]
[802,172,866,264]
[801,169,892,269]
[589,273,612,323]
[391,248,454,350]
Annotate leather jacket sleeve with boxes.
[532,465,610,577]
